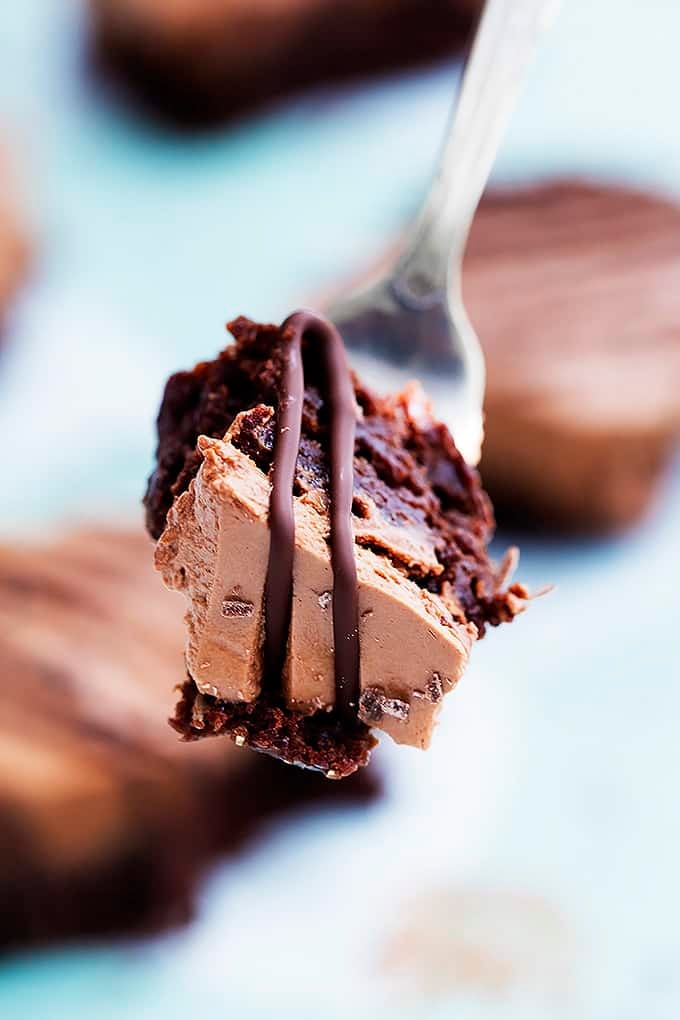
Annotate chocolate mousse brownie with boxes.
[463,182,680,531]
[145,312,528,778]
[89,0,481,128]
[0,527,377,948]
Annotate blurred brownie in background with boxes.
[0,151,29,337]
[0,528,377,949]
[88,0,481,127]
[464,183,680,532]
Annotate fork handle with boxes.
[391,0,560,304]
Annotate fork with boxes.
[329,0,560,466]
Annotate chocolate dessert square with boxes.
[88,0,481,127]
[145,313,527,778]
[0,527,377,949]
[337,183,680,532]
[463,182,680,532]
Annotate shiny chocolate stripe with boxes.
[264,310,359,716]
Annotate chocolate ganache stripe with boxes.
[264,309,360,717]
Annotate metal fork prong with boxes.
[394,0,563,301]
[330,0,560,466]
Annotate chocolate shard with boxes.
[359,687,410,725]
[222,596,255,618]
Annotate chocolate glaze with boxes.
[265,310,360,717]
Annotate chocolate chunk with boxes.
[359,687,410,725]
[425,673,444,703]
[222,596,255,618]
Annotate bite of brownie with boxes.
[145,313,528,777]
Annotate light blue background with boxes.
[0,1,679,1017]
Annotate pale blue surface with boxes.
[0,1,679,1017]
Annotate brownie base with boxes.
[173,679,378,779]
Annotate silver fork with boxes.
[329,0,560,466]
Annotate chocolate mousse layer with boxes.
[146,315,527,778]
[464,182,680,531]
[0,527,377,949]
[89,0,481,128]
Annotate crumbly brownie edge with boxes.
[172,679,377,779]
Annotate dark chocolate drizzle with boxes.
[264,310,360,717]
